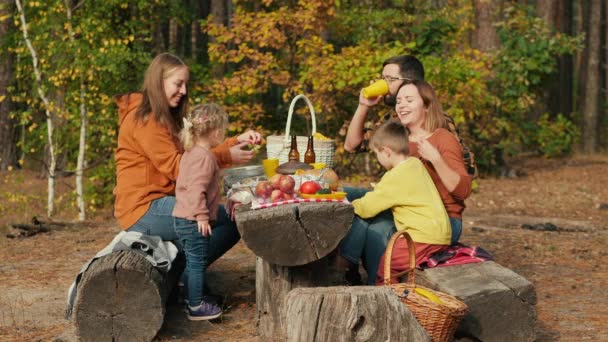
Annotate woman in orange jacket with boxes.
[113,53,261,263]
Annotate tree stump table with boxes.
[234,202,354,340]
[72,250,181,342]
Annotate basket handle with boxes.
[383,230,416,286]
[283,94,317,142]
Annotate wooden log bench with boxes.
[234,202,354,340]
[415,261,537,341]
[72,250,182,342]
[283,286,431,342]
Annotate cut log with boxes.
[237,202,355,340]
[256,256,330,341]
[415,261,537,342]
[235,202,353,266]
[282,286,431,342]
[73,250,180,342]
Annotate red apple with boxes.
[255,181,273,198]
[299,180,322,194]
[278,175,296,194]
[270,189,284,202]
[283,192,294,200]
[269,174,282,189]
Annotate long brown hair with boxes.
[135,53,189,136]
[397,80,447,132]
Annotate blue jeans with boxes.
[127,196,179,241]
[341,187,396,285]
[173,206,240,305]
[174,217,210,306]
[340,187,462,284]
[340,211,396,285]
[450,217,462,245]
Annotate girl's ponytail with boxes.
[180,117,196,151]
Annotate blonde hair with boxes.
[370,120,410,155]
[135,53,189,136]
[397,80,447,132]
[180,103,229,151]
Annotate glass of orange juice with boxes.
[262,159,279,178]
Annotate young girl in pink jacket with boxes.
[172,103,229,321]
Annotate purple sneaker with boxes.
[187,300,222,321]
[181,295,221,306]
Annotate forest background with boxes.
[0,0,606,221]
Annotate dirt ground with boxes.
[0,154,607,341]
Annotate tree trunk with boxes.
[0,0,17,171]
[471,0,500,52]
[555,0,574,117]
[64,0,87,221]
[75,83,87,221]
[573,0,585,117]
[210,0,227,78]
[283,287,430,342]
[15,0,57,217]
[536,0,558,25]
[256,257,330,341]
[234,202,353,266]
[191,21,198,58]
[73,250,179,342]
[198,0,211,64]
[152,21,165,56]
[582,0,601,153]
[604,0,608,148]
[535,0,572,120]
[169,18,178,52]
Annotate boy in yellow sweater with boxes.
[350,120,451,285]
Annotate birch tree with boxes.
[15,0,57,217]
[64,0,87,221]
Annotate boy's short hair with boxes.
[370,120,409,155]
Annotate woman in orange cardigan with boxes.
[113,53,261,263]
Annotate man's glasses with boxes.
[381,75,412,83]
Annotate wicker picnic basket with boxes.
[384,231,468,342]
[266,94,335,168]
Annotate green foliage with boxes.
[7,0,586,213]
[535,113,580,158]
[10,0,184,210]
[327,7,414,48]
[490,4,583,160]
